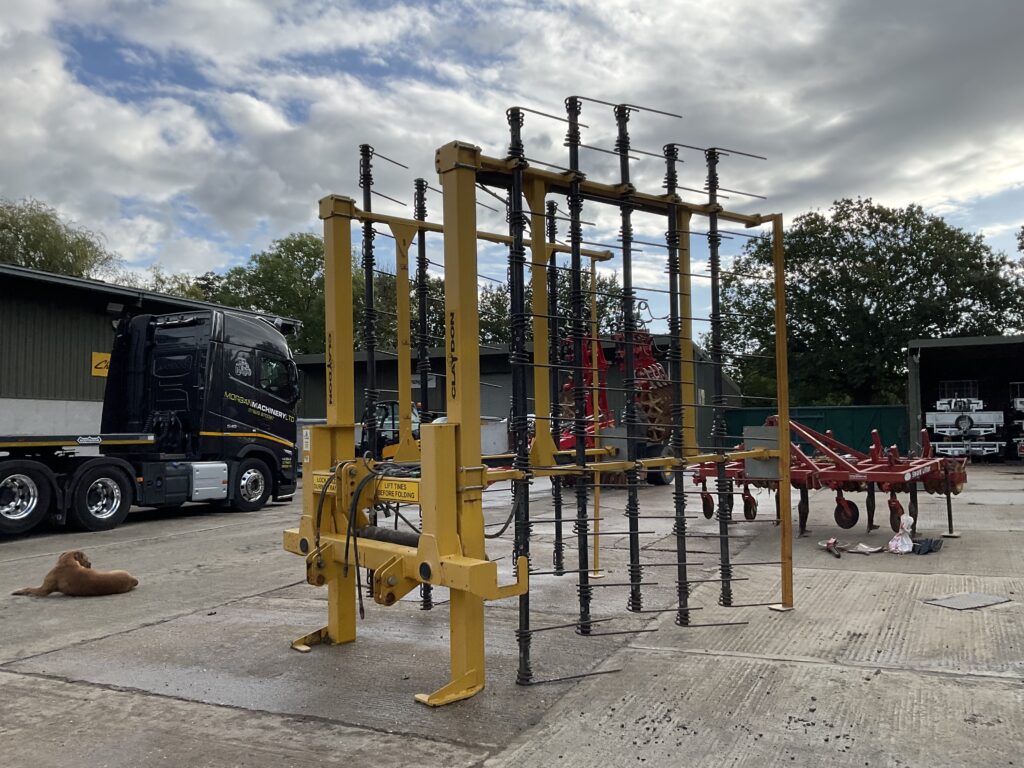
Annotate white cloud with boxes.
[0,0,1021,281]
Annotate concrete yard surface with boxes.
[1,467,1022,767]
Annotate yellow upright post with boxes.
[676,210,698,457]
[770,214,794,611]
[416,141,487,706]
[320,195,358,455]
[590,260,602,576]
[389,221,420,461]
[526,179,557,465]
[302,195,360,646]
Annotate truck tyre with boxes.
[0,462,52,535]
[69,465,132,532]
[231,458,272,512]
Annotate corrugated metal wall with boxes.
[0,280,114,401]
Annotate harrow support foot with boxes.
[291,626,332,653]
[415,669,484,707]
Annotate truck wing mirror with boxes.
[287,361,301,404]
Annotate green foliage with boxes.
[349,259,446,353]
[201,233,326,354]
[477,269,629,345]
[1017,225,1023,254]
[720,198,1024,405]
[0,198,118,278]
[172,234,447,356]
[143,264,209,300]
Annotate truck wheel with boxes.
[232,458,272,512]
[69,466,132,531]
[0,462,52,535]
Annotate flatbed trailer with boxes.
[0,309,299,535]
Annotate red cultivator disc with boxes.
[743,493,758,521]
[833,498,860,529]
[888,496,904,533]
[701,491,715,519]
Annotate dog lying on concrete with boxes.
[12,550,138,597]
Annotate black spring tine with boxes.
[580,239,645,252]
[524,155,575,173]
[636,515,702,520]
[708,185,765,200]
[676,621,749,628]
[590,581,659,588]
[369,149,409,168]
[508,105,588,126]
[579,143,641,161]
[709,145,767,160]
[726,561,784,566]
[621,102,682,119]
[719,601,778,608]
[476,183,508,206]
[634,606,703,613]
[522,668,622,686]
[581,627,660,637]
[644,548,720,555]
[725,519,784,525]
[521,617,617,634]
[639,562,707,568]
[371,189,407,207]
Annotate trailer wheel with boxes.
[0,462,52,535]
[69,466,132,532]
[231,458,272,512]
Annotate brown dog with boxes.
[12,550,138,597]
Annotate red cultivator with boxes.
[693,419,967,536]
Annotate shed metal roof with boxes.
[0,263,301,330]
[909,335,1024,350]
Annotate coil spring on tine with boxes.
[613,104,630,151]
[663,144,679,191]
[414,178,427,220]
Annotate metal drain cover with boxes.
[923,592,1011,611]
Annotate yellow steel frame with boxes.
[285,191,529,707]
[285,138,793,709]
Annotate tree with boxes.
[477,269,631,345]
[1017,224,1024,255]
[195,235,446,356]
[143,264,208,300]
[0,198,118,278]
[210,233,326,354]
[720,198,1024,405]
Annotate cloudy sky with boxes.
[2,0,1022,313]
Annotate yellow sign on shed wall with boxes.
[91,352,111,378]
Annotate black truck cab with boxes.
[0,309,299,535]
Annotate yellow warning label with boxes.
[311,473,334,494]
[91,352,111,378]
[309,473,417,503]
[376,478,419,503]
